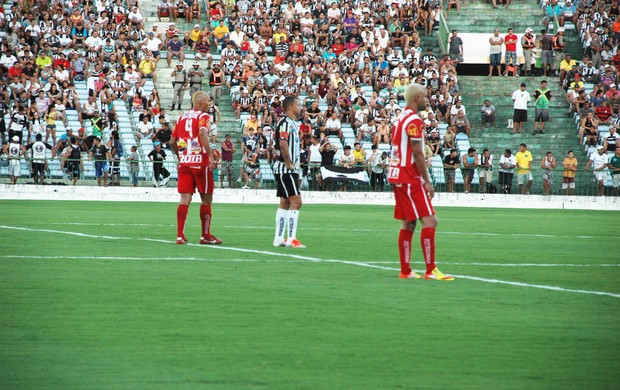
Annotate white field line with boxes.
[24,222,599,239]
[365,262,620,267]
[1,225,619,299]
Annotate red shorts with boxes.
[393,182,435,221]
[177,165,214,194]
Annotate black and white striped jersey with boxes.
[273,116,300,175]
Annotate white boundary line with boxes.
[17,222,602,240]
[366,262,620,267]
[1,225,619,299]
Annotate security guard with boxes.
[188,61,205,106]
[209,62,224,105]
[170,62,188,111]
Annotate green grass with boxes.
[0,201,619,389]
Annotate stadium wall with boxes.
[1,185,618,211]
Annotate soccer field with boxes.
[0,200,618,389]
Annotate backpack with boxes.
[70,145,81,161]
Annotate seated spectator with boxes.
[481,99,496,127]
[325,112,343,139]
[166,35,185,68]
[137,115,154,140]
[578,112,599,145]
[595,101,613,124]
[427,129,442,156]
[352,143,367,167]
[451,110,471,136]
[357,118,377,144]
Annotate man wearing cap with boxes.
[188,61,205,104]
[186,24,202,50]
[586,146,610,196]
[208,63,224,105]
[553,27,567,73]
[170,62,188,111]
[511,83,530,134]
[521,28,536,76]
[166,34,185,68]
[144,31,162,63]
[7,135,25,185]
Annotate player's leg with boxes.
[284,173,305,248]
[199,168,222,244]
[274,173,290,247]
[393,184,419,278]
[176,166,194,244]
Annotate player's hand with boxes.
[286,162,295,171]
[424,181,435,200]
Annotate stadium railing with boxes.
[1,157,617,196]
[438,12,450,55]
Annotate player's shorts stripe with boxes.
[406,184,419,219]
[420,181,433,215]
[279,174,290,198]
[290,174,299,194]
[204,166,209,194]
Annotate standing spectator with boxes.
[127,145,140,187]
[447,30,463,63]
[443,148,460,193]
[499,148,516,194]
[148,142,171,187]
[209,63,224,105]
[188,61,205,103]
[503,28,518,76]
[511,83,530,134]
[7,136,24,185]
[541,151,556,195]
[562,150,578,196]
[604,127,617,152]
[533,80,552,135]
[540,29,554,77]
[89,136,109,187]
[64,137,82,186]
[461,147,478,193]
[107,130,124,187]
[515,143,533,194]
[170,62,188,111]
[521,28,535,76]
[220,134,236,188]
[586,146,610,196]
[478,148,494,193]
[608,148,620,196]
[481,99,496,127]
[488,29,504,77]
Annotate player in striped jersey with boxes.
[388,84,453,281]
[272,96,305,248]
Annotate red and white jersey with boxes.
[388,108,424,184]
[172,110,210,168]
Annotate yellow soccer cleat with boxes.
[424,268,455,281]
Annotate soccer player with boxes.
[273,95,305,248]
[388,84,453,280]
[170,91,222,245]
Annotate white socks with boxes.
[274,208,288,243]
[274,209,300,242]
[288,210,299,241]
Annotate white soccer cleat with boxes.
[273,240,285,247]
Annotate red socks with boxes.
[177,204,189,238]
[420,227,436,273]
[398,229,413,274]
[200,204,212,237]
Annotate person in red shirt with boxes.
[7,63,22,79]
[504,28,518,76]
[331,38,344,56]
[170,91,222,245]
[595,100,613,124]
[387,83,453,281]
[53,53,71,70]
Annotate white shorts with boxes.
[517,171,533,185]
[613,174,620,188]
[9,160,20,177]
[210,123,218,136]
[594,171,606,183]
[477,169,493,182]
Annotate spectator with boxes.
[511,83,530,134]
[595,101,613,125]
[447,30,464,63]
[148,142,170,187]
[533,80,552,135]
[608,148,620,196]
[443,126,456,150]
[451,110,471,136]
[541,151,556,195]
[562,150,578,196]
[127,145,140,187]
[352,143,367,167]
[241,144,260,189]
[604,127,618,152]
[481,99,496,127]
[220,134,236,188]
[503,28,518,76]
[488,29,504,77]
[586,146,610,196]
[166,35,185,68]
[515,143,533,194]
[499,148,516,194]
[338,145,355,191]
[478,148,494,193]
[540,29,554,77]
[318,140,337,190]
[443,148,460,193]
[137,115,154,140]
[461,147,477,193]
[521,28,535,76]
[578,112,599,146]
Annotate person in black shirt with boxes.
[89,136,109,186]
[443,148,460,193]
[147,142,170,187]
[155,122,172,148]
[318,140,338,191]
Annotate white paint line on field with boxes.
[23,222,600,239]
[365,262,620,267]
[1,225,619,299]
[0,255,272,262]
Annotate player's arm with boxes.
[411,138,434,199]
[279,138,294,170]
[198,116,215,169]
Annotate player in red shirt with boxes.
[170,91,222,245]
[388,84,453,281]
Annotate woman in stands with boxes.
[579,112,599,145]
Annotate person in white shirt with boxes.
[325,112,342,139]
[137,116,154,140]
[511,82,531,134]
[585,145,610,196]
[391,63,409,78]
[84,30,103,51]
[357,118,377,143]
[499,148,517,193]
[229,25,246,48]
